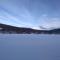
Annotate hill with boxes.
[0,23,60,34]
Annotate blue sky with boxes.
[0,0,60,29]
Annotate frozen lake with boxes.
[0,34,60,60]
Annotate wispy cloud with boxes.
[0,5,35,28]
[37,14,60,29]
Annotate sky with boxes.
[0,0,60,29]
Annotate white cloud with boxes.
[37,14,60,29]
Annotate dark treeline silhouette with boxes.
[0,23,60,34]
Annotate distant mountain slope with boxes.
[50,28,60,34]
[0,23,35,34]
[0,23,60,34]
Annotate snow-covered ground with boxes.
[0,34,60,60]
